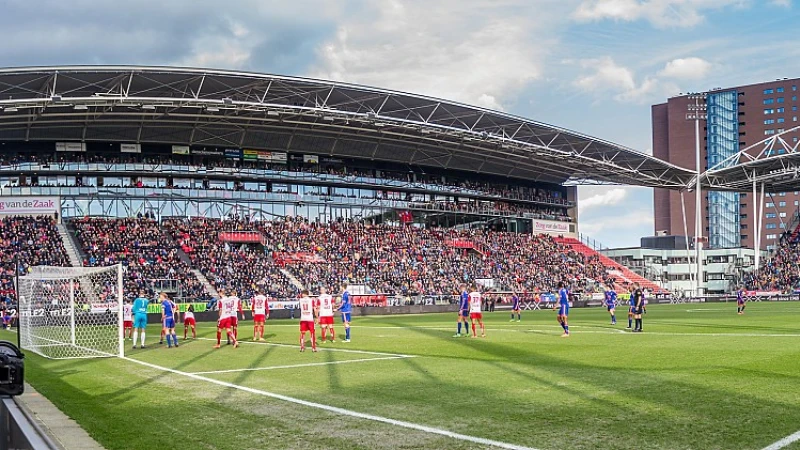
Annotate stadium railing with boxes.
[0,396,61,450]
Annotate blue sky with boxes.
[1,0,799,247]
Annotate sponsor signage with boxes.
[303,154,320,164]
[268,301,300,310]
[120,143,141,153]
[192,149,224,156]
[172,145,190,155]
[0,196,59,215]
[55,142,86,152]
[224,148,242,160]
[243,149,258,161]
[532,219,570,235]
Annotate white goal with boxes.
[17,265,124,359]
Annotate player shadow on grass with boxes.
[394,321,800,450]
[214,346,276,402]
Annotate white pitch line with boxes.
[194,337,413,358]
[762,430,800,450]
[122,356,539,450]
[190,355,414,375]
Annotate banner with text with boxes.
[0,196,60,215]
[532,219,572,236]
[120,143,141,153]
[55,142,86,152]
[224,148,242,160]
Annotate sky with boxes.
[1,0,799,247]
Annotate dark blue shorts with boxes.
[341,312,351,323]
[163,317,175,329]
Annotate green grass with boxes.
[21,302,800,450]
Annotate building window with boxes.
[794,106,798,111]
[794,116,798,122]
[793,96,798,101]
[778,107,785,113]
[777,87,785,93]
[766,202,775,208]
[765,129,776,135]
[780,212,787,218]
[778,128,785,133]
[766,223,777,229]
[778,118,785,123]
[764,108,774,114]
[764,89,774,94]
[794,85,798,91]
[741,235,748,240]
[765,98,775,104]
[796,200,800,206]
[766,212,777,218]
[767,234,777,240]
[780,201,787,207]
[765,119,775,124]
[778,97,785,103]
[741,213,748,219]
[779,192,786,196]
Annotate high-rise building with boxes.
[652,78,800,251]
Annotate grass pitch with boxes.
[21,302,800,450]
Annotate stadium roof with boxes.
[697,126,800,193]
[0,66,695,188]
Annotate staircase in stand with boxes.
[191,269,219,300]
[555,237,665,293]
[279,268,305,292]
[57,223,84,268]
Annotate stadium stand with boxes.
[70,217,211,301]
[0,216,70,301]
[744,226,800,292]
[554,237,664,293]
[166,217,609,297]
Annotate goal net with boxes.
[17,265,123,359]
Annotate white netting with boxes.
[17,265,123,359]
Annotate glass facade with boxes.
[706,91,740,248]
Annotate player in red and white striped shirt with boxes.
[214,291,239,349]
[316,287,335,343]
[469,286,486,338]
[252,289,270,341]
[298,290,317,352]
[229,290,244,342]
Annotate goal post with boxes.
[16,264,124,359]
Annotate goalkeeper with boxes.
[132,290,150,349]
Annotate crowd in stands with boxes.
[1,152,571,206]
[0,212,614,303]
[165,216,607,298]
[0,216,70,301]
[164,218,298,299]
[744,230,800,292]
[70,217,210,301]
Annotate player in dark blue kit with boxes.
[510,292,521,322]
[736,287,746,315]
[553,281,570,337]
[338,284,352,342]
[160,292,179,348]
[627,290,636,329]
[454,285,470,337]
[605,285,617,325]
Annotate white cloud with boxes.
[311,0,567,110]
[573,0,748,28]
[572,57,678,103]
[579,187,629,211]
[770,0,791,6]
[659,57,712,79]
[579,211,654,241]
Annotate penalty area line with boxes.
[762,430,800,450]
[189,355,414,375]
[121,356,539,450]
[195,337,414,358]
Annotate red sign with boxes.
[218,232,263,243]
[351,294,387,307]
